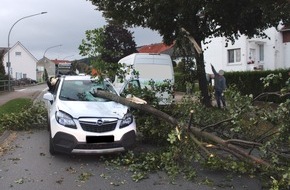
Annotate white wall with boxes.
[263,27,279,70]
[203,35,249,73]
[203,37,224,73]
[3,42,37,80]
[283,43,290,69]
[203,27,289,74]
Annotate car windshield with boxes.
[59,80,117,102]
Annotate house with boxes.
[203,26,290,73]
[37,58,72,82]
[2,41,38,80]
[138,43,174,55]
[37,57,56,81]
[137,42,182,65]
[51,59,72,75]
[139,25,290,74]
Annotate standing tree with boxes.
[0,50,7,79]
[70,60,90,74]
[43,68,48,82]
[102,24,138,63]
[87,0,290,106]
[79,24,137,78]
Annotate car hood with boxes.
[57,100,128,119]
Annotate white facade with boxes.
[203,27,290,74]
[37,57,56,82]
[3,41,38,80]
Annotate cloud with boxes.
[0,0,161,60]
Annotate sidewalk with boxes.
[0,85,45,106]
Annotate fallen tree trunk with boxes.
[95,91,179,126]
[94,90,271,167]
[189,127,270,167]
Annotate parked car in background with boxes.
[13,78,37,86]
[43,75,137,155]
[114,53,175,105]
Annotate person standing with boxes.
[186,81,193,95]
[211,64,227,108]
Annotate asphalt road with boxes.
[0,83,47,106]
[0,85,263,190]
[0,130,263,190]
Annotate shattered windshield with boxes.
[59,80,117,102]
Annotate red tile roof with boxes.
[138,43,174,53]
[51,59,71,64]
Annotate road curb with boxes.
[0,86,46,147]
[0,130,12,146]
[33,89,46,104]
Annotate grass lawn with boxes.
[0,98,33,135]
[0,98,33,116]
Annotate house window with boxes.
[37,66,44,72]
[249,48,256,64]
[228,48,241,64]
[15,52,22,56]
[259,44,264,62]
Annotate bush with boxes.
[0,100,46,133]
[225,69,289,101]
[174,68,290,102]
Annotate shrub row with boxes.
[0,102,46,133]
[175,69,290,101]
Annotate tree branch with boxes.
[94,90,271,167]
[181,28,202,54]
[253,91,290,102]
[225,139,262,148]
[94,91,179,126]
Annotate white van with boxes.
[114,53,175,105]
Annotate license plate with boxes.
[86,136,114,143]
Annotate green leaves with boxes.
[78,24,137,79]
[78,172,94,183]
[0,101,46,132]
[79,28,105,58]
[260,73,283,88]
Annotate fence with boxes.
[0,80,9,92]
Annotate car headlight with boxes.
[55,111,76,129]
[120,113,134,128]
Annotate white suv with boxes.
[43,75,136,155]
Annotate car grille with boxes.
[79,120,117,133]
[75,142,122,150]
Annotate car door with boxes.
[119,79,141,97]
[43,78,61,126]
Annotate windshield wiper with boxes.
[59,95,77,101]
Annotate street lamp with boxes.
[7,12,47,91]
[62,55,74,60]
[43,44,62,58]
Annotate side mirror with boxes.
[43,92,54,104]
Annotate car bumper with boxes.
[51,130,136,154]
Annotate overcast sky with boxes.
[0,0,162,60]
